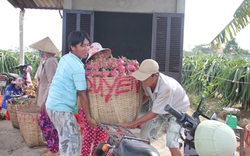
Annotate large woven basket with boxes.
[16,105,46,148]
[7,98,36,129]
[87,76,143,124]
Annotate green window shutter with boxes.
[62,10,94,55]
[152,13,184,83]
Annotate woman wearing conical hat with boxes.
[30,37,60,156]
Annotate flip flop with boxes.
[39,148,50,154]
[43,151,60,156]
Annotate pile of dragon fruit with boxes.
[85,57,140,77]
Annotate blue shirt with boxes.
[46,52,87,112]
[1,84,22,109]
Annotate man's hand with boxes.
[121,111,158,129]
[120,123,137,129]
[86,116,97,127]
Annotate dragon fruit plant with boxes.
[85,56,140,77]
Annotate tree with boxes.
[224,38,239,54]
[210,0,250,49]
[192,44,217,54]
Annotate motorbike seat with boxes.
[113,139,160,156]
[7,73,19,78]
[1,73,19,79]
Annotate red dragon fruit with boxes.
[111,69,119,77]
[102,69,110,77]
[85,56,139,77]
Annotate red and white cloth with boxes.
[78,107,108,156]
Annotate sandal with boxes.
[39,148,50,154]
[43,151,60,156]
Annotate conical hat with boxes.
[30,37,59,54]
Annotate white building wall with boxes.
[64,0,185,13]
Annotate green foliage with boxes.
[182,53,226,95]
[183,53,250,110]
[0,50,19,73]
[211,0,250,49]
[191,44,217,54]
[224,38,239,54]
[238,48,249,54]
[55,52,62,62]
[25,52,41,79]
[0,50,62,80]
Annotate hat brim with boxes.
[132,70,152,81]
[30,37,59,54]
[86,48,111,62]
[103,48,111,58]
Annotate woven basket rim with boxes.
[17,106,40,114]
[86,76,143,124]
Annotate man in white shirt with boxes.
[122,59,190,156]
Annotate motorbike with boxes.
[94,97,236,156]
[94,97,209,156]
[0,64,30,95]
[94,122,160,156]
[164,96,237,156]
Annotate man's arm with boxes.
[142,95,150,105]
[121,111,157,128]
[78,90,97,127]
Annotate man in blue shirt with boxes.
[46,31,97,156]
[1,78,23,109]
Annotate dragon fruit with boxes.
[85,57,139,77]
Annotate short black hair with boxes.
[151,72,159,77]
[67,30,91,51]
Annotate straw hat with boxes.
[30,37,59,54]
[86,42,111,62]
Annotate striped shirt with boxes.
[46,52,87,112]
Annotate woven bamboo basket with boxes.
[87,76,143,124]
[16,105,46,147]
[7,98,36,129]
[7,101,30,129]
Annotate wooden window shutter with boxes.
[62,10,94,55]
[152,13,184,83]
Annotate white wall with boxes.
[64,0,185,13]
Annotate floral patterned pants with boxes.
[78,107,108,156]
[38,110,59,153]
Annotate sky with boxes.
[0,0,250,51]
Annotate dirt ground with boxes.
[0,107,240,156]
[0,120,42,156]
